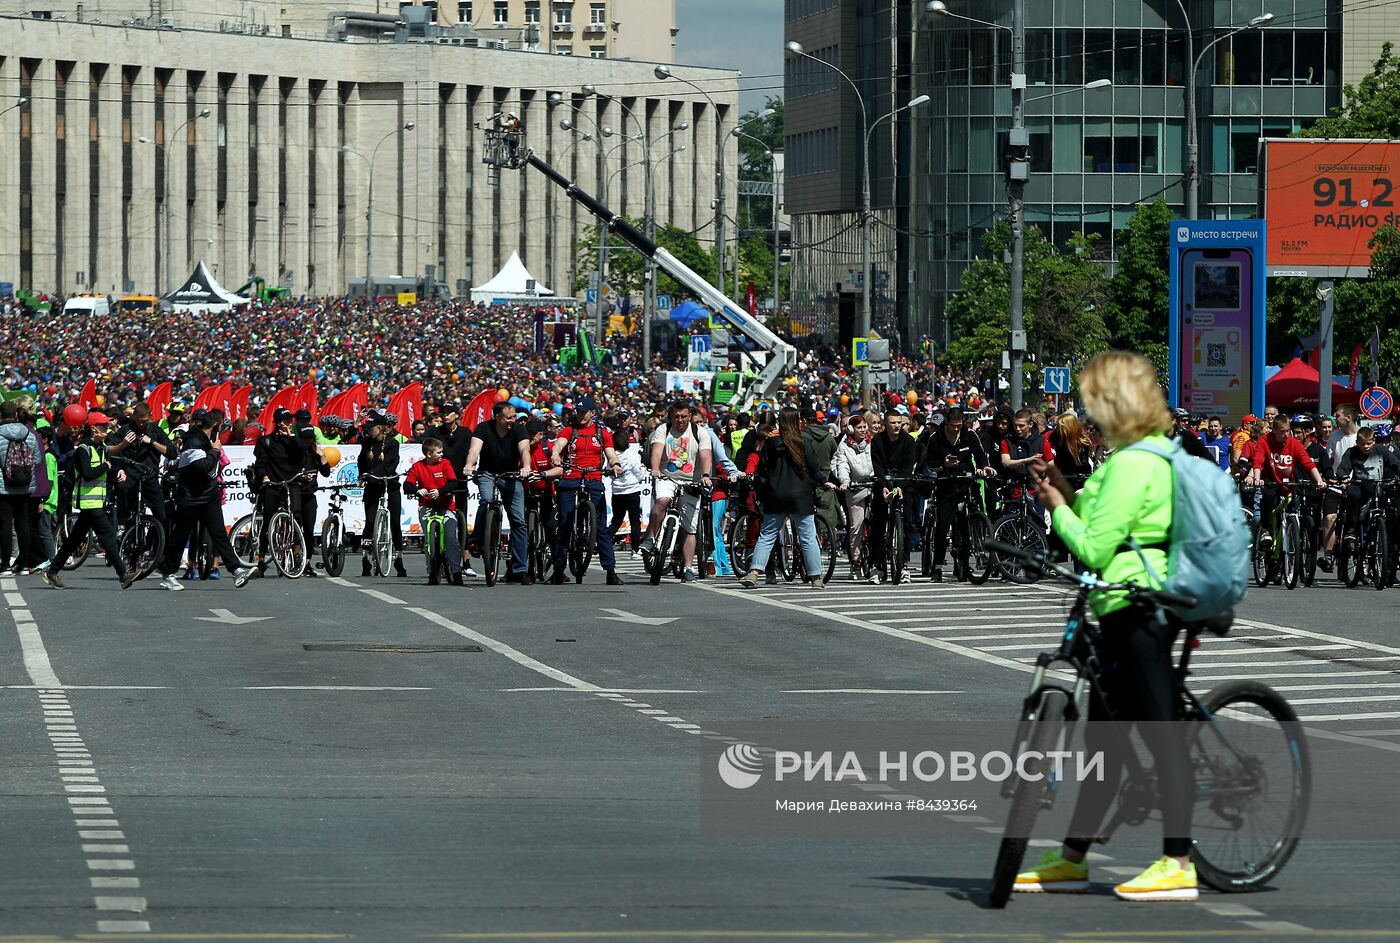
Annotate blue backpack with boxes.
[1124,438,1249,622]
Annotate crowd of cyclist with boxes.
[1,384,1396,592]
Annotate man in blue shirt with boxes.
[1201,417,1231,471]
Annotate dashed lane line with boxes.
[5,589,150,934]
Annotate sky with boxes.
[675,0,784,113]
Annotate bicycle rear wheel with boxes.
[1345,528,1365,588]
[321,515,345,577]
[424,516,444,583]
[526,509,549,583]
[230,514,259,569]
[727,510,760,575]
[967,514,995,585]
[1190,681,1310,893]
[1369,522,1389,590]
[193,524,215,580]
[989,689,1072,908]
[482,505,503,587]
[779,519,798,582]
[920,513,937,578]
[373,505,393,577]
[1299,520,1317,587]
[570,500,596,582]
[814,516,837,584]
[60,513,91,570]
[269,511,307,578]
[991,514,1046,584]
[883,515,904,585]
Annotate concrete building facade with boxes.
[0,12,735,297]
[784,0,1393,349]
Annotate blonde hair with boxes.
[1057,412,1087,464]
[1078,351,1170,447]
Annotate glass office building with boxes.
[786,0,1346,347]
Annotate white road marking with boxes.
[5,591,26,607]
[359,588,408,605]
[240,685,433,691]
[1285,694,1400,705]
[94,896,147,912]
[1293,710,1400,722]
[83,844,130,853]
[80,831,126,839]
[86,860,136,870]
[1192,670,1390,682]
[1242,921,1311,932]
[1199,902,1265,917]
[13,621,61,688]
[780,688,964,695]
[91,877,140,889]
[407,607,599,691]
[0,685,172,690]
[325,576,358,587]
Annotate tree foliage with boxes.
[1107,199,1173,371]
[1300,42,1400,140]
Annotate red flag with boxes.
[463,388,498,432]
[387,381,423,432]
[747,280,757,316]
[256,385,298,429]
[322,383,368,422]
[1349,343,1363,390]
[78,378,97,409]
[145,382,172,423]
[295,381,318,423]
[230,386,252,422]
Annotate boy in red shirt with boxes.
[1246,415,1325,551]
[403,437,463,585]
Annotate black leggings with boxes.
[1064,604,1193,858]
[609,492,643,549]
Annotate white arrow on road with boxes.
[194,608,273,626]
[597,608,678,627]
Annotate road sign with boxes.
[852,337,870,367]
[1360,386,1394,420]
[1043,366,1071,395]
[585,288,598,303]
[657,294,673,310]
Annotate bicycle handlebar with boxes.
[981,539,1199,611]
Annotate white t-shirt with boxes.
[1327,427,1358,476]
[648,423,711,483]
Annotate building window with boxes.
[1027,29,1052,85]
[459,1,472,23]
[1055,29,1083,85]
[555,2,572,24]
[590,45,606,58]
[556,44,573,55]
[494,0,507,24]
[591,3,606,24]
[525,1,540,23]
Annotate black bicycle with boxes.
[110,457,165,582]
[983,540,1310,908]
[474,472,526,587]
[989,483,1048,583]
[922,471,994,584]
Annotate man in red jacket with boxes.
[1246,415,1325,551]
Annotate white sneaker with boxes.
[159,575,184,592]
[867,570,884,584]
[463,566,479,579]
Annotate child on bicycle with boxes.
[404,438,463,586]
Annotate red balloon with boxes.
[62,404,89,427]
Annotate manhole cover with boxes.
[303,643,482,653]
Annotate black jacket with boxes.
[172,429,223,507]
[921,427,988,476]
[872,431,919,481]
[254,434,308,485]
[357,436,401,481]
[756,436,826,515]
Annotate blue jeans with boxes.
[711,497,733,575]
[552,479,616,573]
[749,512,822,578]
[475,472,528,575]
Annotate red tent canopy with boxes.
[1265,358,1362,411]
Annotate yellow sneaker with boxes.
[1113,856,1198,901]
[1014,848,1089,893]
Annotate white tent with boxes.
[163,261,252,313]
[470,251,553,303]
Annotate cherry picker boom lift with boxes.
[482,118,797,400]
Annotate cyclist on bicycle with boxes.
[1336,426,1400,545]
[358,414,407,577]
[868,405,917,584]
[464,401,532,584]
[404,437,464,586]
[550,396,625,586]
[919,406,995,582]
[832,412,875,581]
[1244,414,1324,553]
[641,400,713,583]
[1016,350,1199,902]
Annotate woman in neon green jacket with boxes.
[1013,351,1196,903]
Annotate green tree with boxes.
[1300,42,1400,140]
[1107,199,1173,371]
[573,218,719,303]
[736,97,784,233]
[945,224,1111,393]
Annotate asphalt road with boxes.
[2,551,1399,943]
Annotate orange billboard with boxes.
[1262,138,1400,275]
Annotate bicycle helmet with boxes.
[1374,422,1393,440]
[1170,406,1191,420]
[1290,413,1314,427]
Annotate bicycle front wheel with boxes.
[1190,681,1310,893]
[779,519,798,583]
[482,505,503,587]
[1281,515,1300,589]
[373,505,393,577]
[321,515,345,577]
[884,515,904,586]
[269,511,307,578]
[989,689,1072,908]
[1299,519,1317,587]
[727,510,760,575]
[991,514,1046,584]
[526,509,549,583]
[1370,521,1389,590]
[650,516,677,585]
[120,517,164,582]
[230,513,259,569]
[570,500,596,582]
[814,515,837,584]
[61,513,91,570]
[967,514,995,585]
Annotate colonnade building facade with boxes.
[0,15,738,298]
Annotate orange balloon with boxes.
[321,446,341,468]
[839,394,850,406]
[95,394,106,407]
[906,390,919,405]
[497,388,510,401]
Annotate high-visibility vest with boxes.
[74,443,108,510]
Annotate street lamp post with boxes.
[1172,3,1274,218]
[142,107,212,297]
[654,65,730,302]
[733,127,782,318]
[343,121,415,298]
[728,108,777,307]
